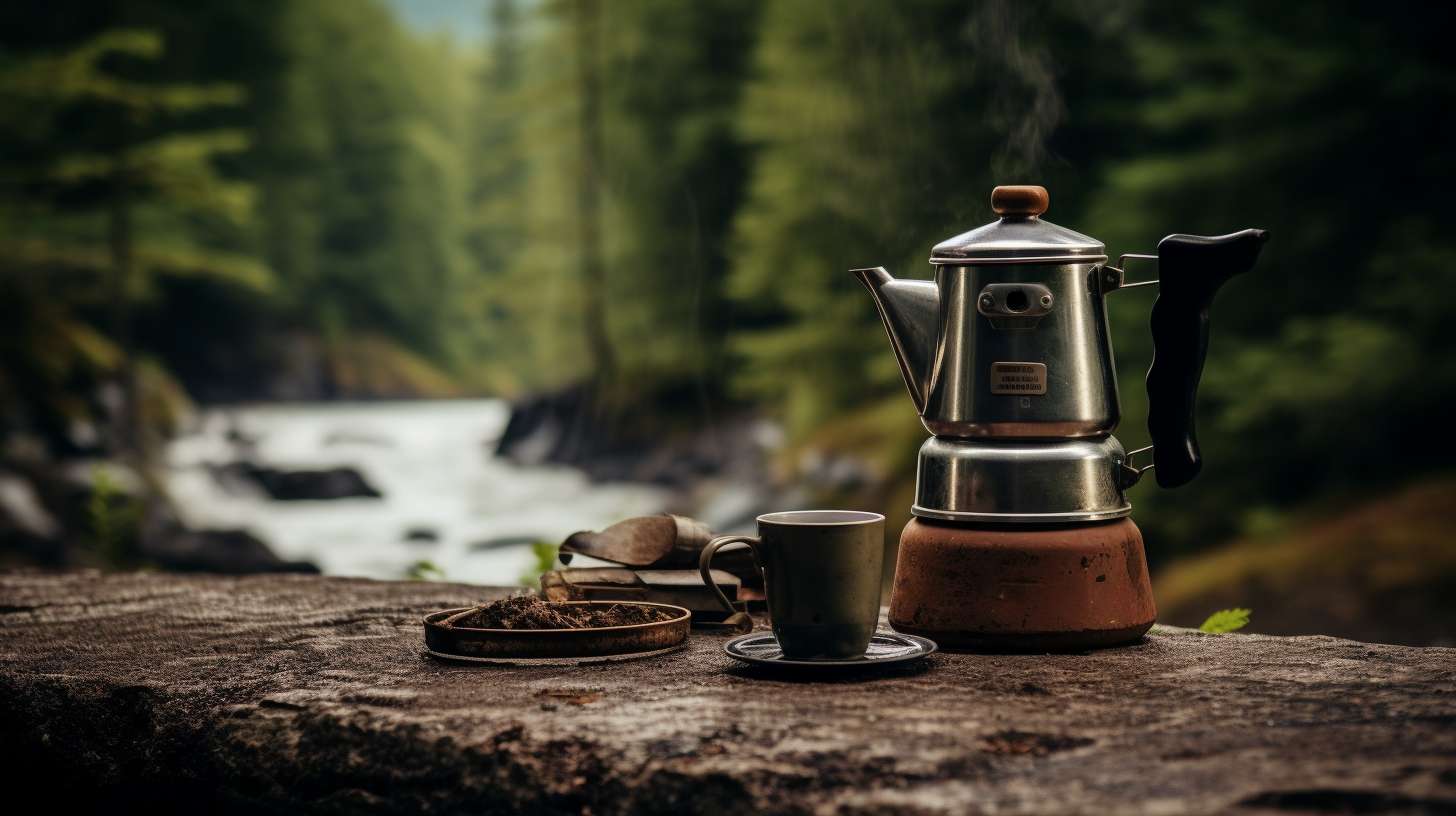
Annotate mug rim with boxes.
[756,509,885,527]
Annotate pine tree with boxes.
[728,1,1079,468]
[0,28,266,459]
[1086,0,1456,551]
[463,0,530,392]
[250,0,470,396]
[596,0,763,392]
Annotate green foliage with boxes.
[1198,608,1252,635]
[405,560,446,581]
[595,0,763,386]
[0,17,267,457]
[0,28,242,120]
[252,0,472,372]
[0,27,257,231]
[1089,0,1456,554]
[472,0,765,397]
[462,0,531,393]
[518,541,559,588]
[729,1,968,442]
[1157,478,1456,645]
[4,1,1455,592]
[88,465,140,569]
[725,1,1121,471]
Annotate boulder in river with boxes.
[215,462,382,501]
[0,472,63,566]
[143,525,318,574]
[494,381,780,498]
[467,534,541,552]
[138,499,318,574]
[401,526,439,544]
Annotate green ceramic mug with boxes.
[699,510,885,659]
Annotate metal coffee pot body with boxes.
[855,250,1118,441]
[854,185,1268,523]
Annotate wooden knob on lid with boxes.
[991,185,1049,218]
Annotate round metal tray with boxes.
[422,601,691,661]
[423,643,687,667]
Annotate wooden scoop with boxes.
[561,514,760,587]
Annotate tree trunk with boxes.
[574,0,615,384]
[107,157,142,465]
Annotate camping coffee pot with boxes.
[855,185,1266,650]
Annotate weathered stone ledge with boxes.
[1,571,1453,814]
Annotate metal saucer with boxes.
[724,630,936,670]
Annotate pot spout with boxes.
[851,267,940,414]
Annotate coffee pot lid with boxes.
[929,185,1106,264]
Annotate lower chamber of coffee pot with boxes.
[888,517,1155,651]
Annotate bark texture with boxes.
[1,571,1453,814]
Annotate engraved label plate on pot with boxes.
[990,362,1047,395]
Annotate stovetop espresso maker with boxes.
[855,185,1266,650]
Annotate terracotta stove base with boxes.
[888,517,1156,652]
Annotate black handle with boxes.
[1146,229,1268,488]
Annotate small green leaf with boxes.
[1199,608,1252,634]
[519,541,559,587]
[406,560,445,581]
[89,464,140,569]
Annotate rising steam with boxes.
[965,0,1066,178]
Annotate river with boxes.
[162,400,673,585]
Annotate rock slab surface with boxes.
[1,571,1453,814]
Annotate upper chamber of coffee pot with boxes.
[854,185,1123,442]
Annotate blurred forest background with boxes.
[1,0,1453,644]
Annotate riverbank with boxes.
[162,399,677,584]
[1,396,789,586]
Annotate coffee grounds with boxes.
[443,595,675,630]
